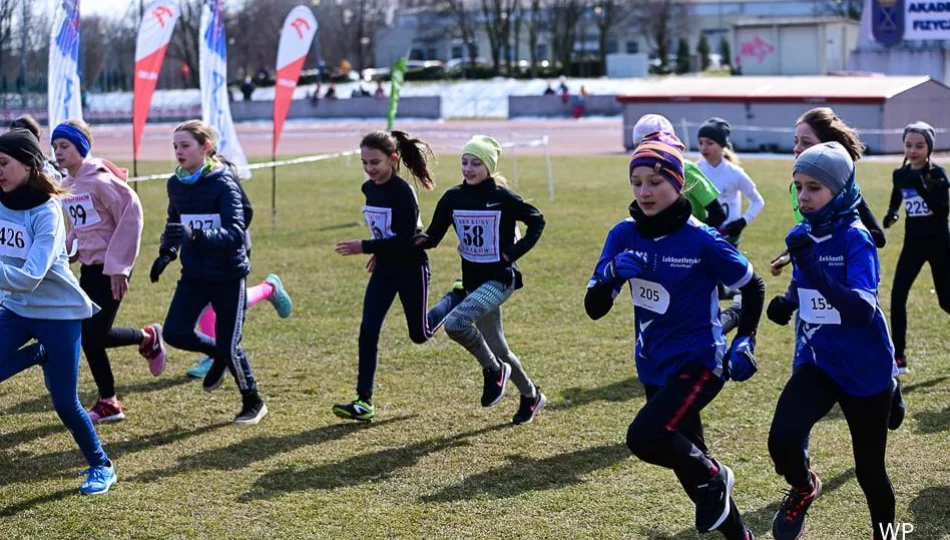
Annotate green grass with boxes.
[1,156,949,539]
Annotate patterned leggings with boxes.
[441,280,535,396]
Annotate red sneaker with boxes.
[87,398,125,423]
[139,324,167,377]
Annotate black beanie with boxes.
[698,117,732,149]
[0,129,46,170]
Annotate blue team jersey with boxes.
[788,221,897,397]
[589,216,753,386]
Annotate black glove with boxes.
[150,255,172,283]
[767,296,796,326]
[869,228,887,249]
[722,218,747,237]
[164,222,193,245]
[785,228,815,256]
[883,212,899,229]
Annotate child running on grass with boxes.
[149,120,267,425]
[417,135,547,425]
[0,129,116,494]
[766,142,897,540]
[882,122,950,376]
[52,119,166,423]
[332,130,456,422]
[585,135,765,540]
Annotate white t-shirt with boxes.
[697,158,765,227]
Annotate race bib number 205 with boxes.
[453,210,501,263]
[630,278,670,315]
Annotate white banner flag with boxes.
[200,0,249,178]
[48,0,83,131]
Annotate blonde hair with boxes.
[174,120,220,164]
[492,173,509,188]
[29,167,69,198]
[722,146,740,166]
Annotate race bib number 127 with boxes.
[180,214,222,230]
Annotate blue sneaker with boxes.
[186,357,213,379]
[265,274,293,319]
[80,461,117,495]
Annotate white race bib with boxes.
[0,220,32,259]
[180,213,222,231]
[453,210,501,263]
[798,288,841,325]
[903,192,932,217]
[630,278,670,315]
[363,205,394,240]
[62,193,102,229]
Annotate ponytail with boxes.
[360,130,436,191]
[723,146,741,166]
[492,173,509,188]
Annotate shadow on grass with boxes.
[1,377,192,415]
[0,422,228,486]
[0,487,75,518]
[913,404,950,435]
[132,417,408,484]
[0,424,63,450]
[547,376,644,412]
[420,442,630,503]
[640,468,856,540]
[908,486,950,540]
[239,422,512,502]
[903,376,950,395]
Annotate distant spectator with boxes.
[543,83,555,96]
[324,84,337,100]
[309,82,322,107]
[255,67,269,85]
[352,84,371,98]
[375,80,385,99]
[571,86,588,119]
[241,76,255,101]
[559,76,570,104]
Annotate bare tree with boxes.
[167,0,202,88]
[591,0,633,76]
[445,0,479,68]
[480,0,518,75]
[525,0,543,77]
[634,0,688,71]
[549,0,583,74]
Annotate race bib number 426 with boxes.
[180,214,222,230]
[453,210,501,263]
[62,193,102,229]
[0,220,31,259]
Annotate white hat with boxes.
[633,114,675,146]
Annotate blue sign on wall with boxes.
[873,0,905,44]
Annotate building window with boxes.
[607,39,619,54]
[451,45,463,59]
[537,43,549,60]
[427,47,438,60]
[626,40,639,54]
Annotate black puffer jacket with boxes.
[159,166,250,281]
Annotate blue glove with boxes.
[614,250,646,280]
[726,336,758,382]
[165,222,193,245]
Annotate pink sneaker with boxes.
[87,398,125,424]
[139,324,167,377]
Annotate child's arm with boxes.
[584,226,628,320]
[884,170,902,228]
[504,192,544,262]
[737,169,765,224]
[857,198,886,248]
[417,194,452,249]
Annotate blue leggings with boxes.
[0,309,108,468]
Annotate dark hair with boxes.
[797,107,865,162]
[360,130,435,190]
[9,115,42,140]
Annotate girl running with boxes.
[585,137,765,540]
[766,142,896,540]
[8,115,63,183]
[331,130,453,421]
[417,135,547,425]
[696,117,765,246]
[51,120,166,424]
[633,114,725,228]
[149,120,266,425]
[0,129,116,494]
[771,107,886,276]
[882,122,950,375]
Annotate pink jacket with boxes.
[63,158,144,277]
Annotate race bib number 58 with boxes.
[0,220,31,259]
[630,278,670,314]
[62,193,102,229]
[453,210,501,263]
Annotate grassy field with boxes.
[0,155,948,540]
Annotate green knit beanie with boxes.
[461,135,502,175]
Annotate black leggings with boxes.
[769,363,894,539]
[79,264,145,399]
[627,362,747,539]
[890,234,950,358]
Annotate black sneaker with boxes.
[202,357,227,392]
[889,378,906,431]
[772,469,822,540]
[234,394,268,425]
[481,362,511,407]
[512,386,547,425]
[694,460,734,532]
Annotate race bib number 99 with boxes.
[180,214,222,230]
[62,193,102,229]
[798,288,841,325]
[630,278,670,314]
[0,220,31,259]
[453,210,501,263]
[902,190,932,217]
